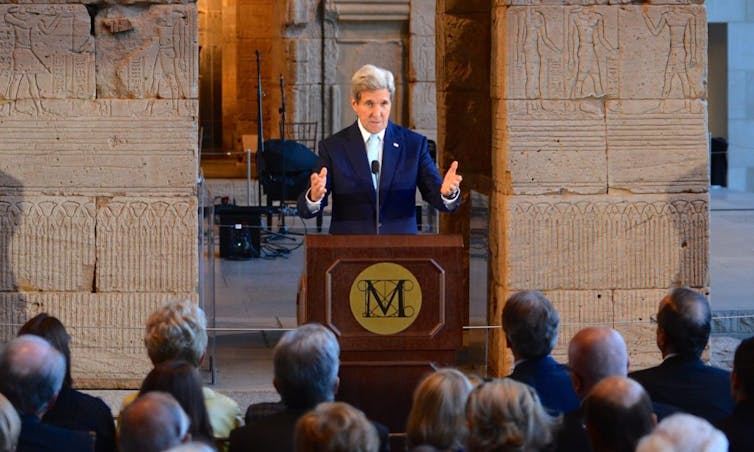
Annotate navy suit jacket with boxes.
[508,355,580,415]
[297,121,458,234]
[42,386,116,452]
[18,413,94,452]
[230,405,389,452]
[629,355,734,424]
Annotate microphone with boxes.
[371,160,380,234]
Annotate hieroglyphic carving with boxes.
[642,7,698,98]
[567,7,617,98]
[506,6,704,100]
[0,5,94,115]
[511,9,560,99]
[96,5,197,100]
[507,6,618,100]
[506,99,606,194]
[0,197,95,292]
[508,194,708,290]
[96,197,197,292]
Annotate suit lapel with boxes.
[343,122,376,200]
[379,122,400,200]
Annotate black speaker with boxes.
[216,206,263,259]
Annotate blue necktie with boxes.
[366,134,380,188]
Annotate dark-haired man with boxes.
[629,287,733,424]
[503,290,579,414]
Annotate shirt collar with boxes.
[357,119,386,144]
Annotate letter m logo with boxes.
[362,279,409,318]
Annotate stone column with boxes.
[0,3,198,387]
[489,2,708,374]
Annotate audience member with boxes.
[294,402,379,452]
[120,299,241,443]
[583,376,656,452]
[635,413,727,452]
[465,378,560,452]
[629,288,734,423]
[229,323,387,452]
[139,360,214,446]
[18,313,117,452]
[502,290,579,414]
[0,335,93,451]
[717,336,754,451]
[405,368,473,451]
[165,441,217,452]
[120,391,191,452]
[0,392,20,452]
[556,326,629,451]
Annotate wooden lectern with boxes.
[299,234,465,436]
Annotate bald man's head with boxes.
[0,335,65,417]
[585,376,655,452]
[119,392,190,452]
[568,327,628,398]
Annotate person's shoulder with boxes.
[388,122,425,141]
[119,390,139,412]
[324,122,358,143]
[628,365,660,381]
[203,386,240,410]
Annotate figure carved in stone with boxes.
[567,8,616,98]
[514,10,560,99]
[150,8,187,100]
[4,6,66,115]
[642,8,697,98]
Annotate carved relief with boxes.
[96,197,197,292]
[0,5,94,115]
[96,5,197,100]
[505,6,705,100]
[511,9,561,99]
[0,197,95,292]
[642,7,698,98]
[567,7,617,98]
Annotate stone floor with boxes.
[88,184,754,414]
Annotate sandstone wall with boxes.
[0,3,198,387]
[482,1,709,373]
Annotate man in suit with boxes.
[120,391,191,452]
[0,335,93,451]
[557,326,676,452]
[717,336,754,452]
[502,290,580,415]
[584,376,656,452]
[229,323,388,452]
[298,64,462,234]
[629,287,734,424]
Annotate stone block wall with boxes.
[0,3,198,387]
[483,2,709,373]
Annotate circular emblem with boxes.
[349,262,422,335]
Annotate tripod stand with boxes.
[261,74,304,241]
